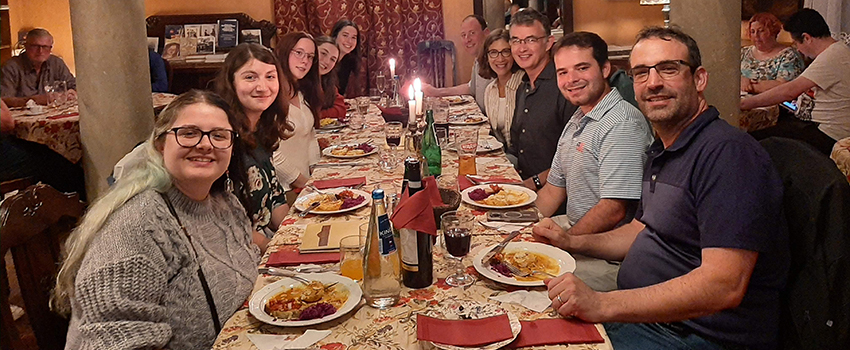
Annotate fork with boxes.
[502,260,557,278]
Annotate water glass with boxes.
[356,96,371,116]
[43,84,56,108]
[340,235,365,281]
[53,80,68,107]
[440,211,474,287]
[378,145,398,172]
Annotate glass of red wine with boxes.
[385,121,403,147]
[440,211,474,287]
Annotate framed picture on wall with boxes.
[241,29,262,45]
[147,37,159,53]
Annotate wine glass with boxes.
[385,121,403,148]
[441,211,474,287]
[376,71,387,99]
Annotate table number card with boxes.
[299,221,366,252]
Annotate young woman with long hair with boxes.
[54,90,259,349]
[272,32,322,190]
[315,36,346,120]
[331,19,361,96]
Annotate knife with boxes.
[298,201,321,217]
[311,161,370,169]
[482,230,523,264]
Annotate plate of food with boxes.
[319,118,347,130]
[448,114,488,125]
[443,95,471,105]
[424,299,521,350]
[448,135,503,153]
[249,273,362,327]
[472,241,575,287]
[461,184,536,209]
[294,188,371,214]
[322,143,377,158]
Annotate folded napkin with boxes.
[417,314,514,347]
[47,112,79,120]
[246,330,331,350]
[508,318,604,348]
[312,177,367,190]
[458,175,522,191]
[266,246,340,267]
[376,105,407,126]
[390,176,443,235]
[489,290,552,313]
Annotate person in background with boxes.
[55,90,259,350]
[273,32,322,191]
[1,28,77,107]
[537,26,788,350]
[422,15,492,114]
[214,43,291,248]
[740,12,805,94]
[0,99,86,199]
[149,47,169,93]
[316,36,346,121]
[508,8,577,192]
[331,19,361,97]
[742,8,850,155]
[478,28,524,149]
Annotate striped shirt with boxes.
[547,88,653,225]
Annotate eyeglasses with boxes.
[26,44,53,51]
[487,49,512,58]
[291,49,316,61]
[510,36,546,46]
[627,60,694,83]
[164,127,237,149]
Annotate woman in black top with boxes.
[331,19,361,96]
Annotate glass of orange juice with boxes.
[456,126,479,176]
[339,234,364,281]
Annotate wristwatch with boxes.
[532,174,543,190]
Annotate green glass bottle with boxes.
[421,110,442,176]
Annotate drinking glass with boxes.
[378,145,398,172]
[385,121,403,147]
[441,211,474,287]
[376,71,387,98]
[43,84,56,108]
[53,80,68,107]
[356,96,370,116]
[340,235,365,281]
[456,126,479,176]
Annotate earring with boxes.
[225,171,234,192]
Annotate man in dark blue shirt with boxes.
[533,27,788,350]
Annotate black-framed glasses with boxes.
[26,44,53,51]
[164,127,237,149]
[510,36,546,46]
[628,60,694,83]
[291,49,316,61]
[487,49,512,58]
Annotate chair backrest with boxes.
[759,137,850,350]
[1,184,85,350]
[417,40,457,89]
[163,58,174,93]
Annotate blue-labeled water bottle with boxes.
[363,189,401,308]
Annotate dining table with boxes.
[211,96,613,350]
[9,92,178,163]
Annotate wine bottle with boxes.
[421,110,442,176]
[363,189,401,308]
[398,159,434,288]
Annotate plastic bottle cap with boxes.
[372,188,385,199]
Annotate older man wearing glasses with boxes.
[1,28,77,107]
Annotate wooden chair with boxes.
[0,177,33,198]
[1,184,85,350]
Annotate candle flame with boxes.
[413,78,421,92]
[408,85,415,100]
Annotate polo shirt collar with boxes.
[648,106,720,154]
[581,87,622,122]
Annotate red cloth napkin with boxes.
[312,177,367,190]
[507,318,604,348]
[377,105,408,126]
[47,112,79,120]
[417,314,514,347]
[390,176,443,236]
[265,247,340,267]
[458,175,522,191]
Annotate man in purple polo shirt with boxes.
[533,27,788,350]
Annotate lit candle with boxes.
[389,58,396,77]
[408,85,416,124]
[413,78,423,115]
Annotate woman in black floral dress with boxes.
[214,43,293,252]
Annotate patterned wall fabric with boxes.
[274,0,445,97]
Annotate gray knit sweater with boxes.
[65,188,260,350]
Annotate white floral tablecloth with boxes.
[212,97,612,350]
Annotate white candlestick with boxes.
[408,100,416,125]
[413,78,423,115]
[389,58,396,77]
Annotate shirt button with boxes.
[651,174,657,181]
[524,108,528,113]
[519,149,524,154]
[522,129,526,133]
[525,89,529,93]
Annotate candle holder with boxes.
[390,75,404,107]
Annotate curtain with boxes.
[274,0,445,97]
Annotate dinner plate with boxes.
[321,143,378,159]
[472,241,576,287]
[460,184,537,209]
[294,188,372,214]
[424,299,521,350]
[448,136,503,153]
[249,273,362,327]
[448,114,488,125]
[443,95,471,105]
[319,119,347,130]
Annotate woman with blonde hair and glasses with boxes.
[479,28,525,149]
[54,90,259,349]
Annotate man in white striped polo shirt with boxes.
[532,32,653,290]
